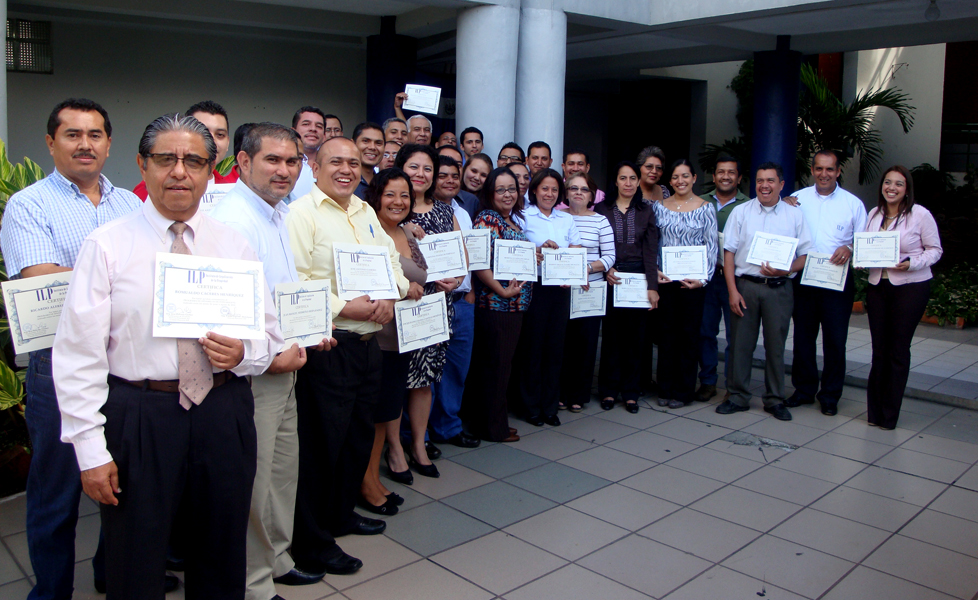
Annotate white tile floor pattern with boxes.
[3,374,978,599]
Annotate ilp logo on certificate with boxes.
[274,280,332,347]
[2,272,73,353]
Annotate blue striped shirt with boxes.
[1,169,141,276]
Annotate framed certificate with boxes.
[541,248,587,286]
[613,273,652,308]
[492,240,537,281]
[661,245,708,280]
[274,280,331,347]
[800,252,849,292]
[746,231,799,271]
[463,229,491,271]
[152,253,266,340]
[417,231,468,282]
[570,281,606,319]
[1,272,72,353]
[332,242,400,300]
[853,231,901,268]
[395,292,450,353]
[402,84,442,115]
[198,182,235,215]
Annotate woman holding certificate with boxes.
[864,166,942,430]
[594,161,660,414]
[559,174,615,413]
[395,144,466,477]
[467,167,532,442]
[652,159,718,408]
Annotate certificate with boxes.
[462,229,491,271]
[402,84,442,115]
[153,253,265,340]
[853,231,901,268]
[2,272,72,353]
[198,182,234,215]
[746,231,798,271]
[613,273,652,308]
[332,242,400,301]
[541,248,587,286]
[661,245,708,280]
[274,280,331,346]
[492,240,537,281]
[800,252,849,292]
[395,292,450,353]
[570,281,606,319]
[417,231,468,282]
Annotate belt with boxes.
[112,371,235,393]
[451,291,466,303]
[739,274,789,287]
[333,329,376,342]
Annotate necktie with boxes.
[169,222,213,410]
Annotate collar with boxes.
[814,183,839,199]
[229,179,288,223]
[310,183,364,216]
[525,205,562,220]
[52,168,114,198]
[752,198,783,214]
[142,198,205,244]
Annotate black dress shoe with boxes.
[625,400,639,414]
[821,404,838,416]
[95,574,179,594]
[695,384,717,402]
[273,567,326,586]
[386,492,405,506]
[272,595,286,600]
[425,440,442,460]
[715,400,750,414]
[446,432,481,448]
[358,495,399,516]
[600,398,614,411]
[384,447,413,485]
[784,393,814,408]
[322,552,364,575]
[526,415,545,427]
[409,455,440,478]
[347,513,387,536]
[544,414,561,426]
[764,403,793,421]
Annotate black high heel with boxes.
[384,447,413,485]
[406,446,440,478]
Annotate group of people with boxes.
[1,94,943,600]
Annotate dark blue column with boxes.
[750,35,802,195]
[366,16,417,125]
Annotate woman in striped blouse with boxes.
[559,173,615,412]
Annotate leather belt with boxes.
[333,329,375,342]
[112,371,235,393]
[739,274,789,288]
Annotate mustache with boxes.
[73,152,96,159]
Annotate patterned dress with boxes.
[406,201,456,388]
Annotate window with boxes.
[7,19,52,74]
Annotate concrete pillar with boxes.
[0,0,7,144]
[515,4,566,165]
[366,16,417,126]
[750,35,802,195]
[456,4,519,160]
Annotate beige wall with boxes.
[7,20,366,189]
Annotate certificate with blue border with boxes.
[332,242,400,301]
[800,252,848,291]
[152,252,266,340]
[570,281,606,319]
[542,248,587,286]
[395,292,450,353]
[1,272,73,353]
[275,280,331,347]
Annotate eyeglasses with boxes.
[145,153,210,172]
[383,152,398,159]
[499,154,522,162]
[644,164,664,172]
[495,187,519,196]
[567,186,592,195]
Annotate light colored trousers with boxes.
[246,371,299,600]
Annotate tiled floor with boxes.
[4,370,978,599]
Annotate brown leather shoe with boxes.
[502,434,520,442]
[508,427,518,435]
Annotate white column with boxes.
[456,4,519,161]
[515,4,566,166]
[0,0,7,144]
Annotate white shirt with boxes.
[450,198,474,293]
[793,184,867,254]
[292,157,315,200]
[723,198,813,278]
[54,201,282,471]
[523,205,582,278]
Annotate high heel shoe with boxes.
[384,447,413,485]
[406,446,440,478]
[357,495,399,516]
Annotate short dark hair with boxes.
[324,114,343,130]
[498,142,525,162]
[563,147,590,164]
[394,143,439,201]
[240,123,301,160]
[564,172,599,208]
[813,148,841,168]
[47,98,112,138]
[291,106,325,129]
[365,167,415,224]
[756,161,784,182]
[438,145,463,164]
[527,141,551,158]
[352,121,384,142]
[233,123,256,157]
[460,127,483,143]
[437,154,461,173]
[479,166,523,221]
[185,100,229,130]
[611,160,645,209]
[383,117,406,131]
[714,152,741,173]
[669,158,695,179]
[528,168,566,207]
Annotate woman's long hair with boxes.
[875,165,915,226]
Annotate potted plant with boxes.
[924,264,977,328]
[852,268,869,313]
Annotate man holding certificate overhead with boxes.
[784,150,866,417]
[53,113,283,599]
[717,162,812,421]
[286,136,410,579]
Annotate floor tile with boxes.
[594,404,677,429]
[649,418,733,446]
[787,405,853,431]
[733,465,837,505]
[565,484,681,531]
[844,465,948,506]
[691,486,801,532]
[930,486,978,523]
[863,535,978,599]
[662,565,807,600]
[769,446,867,484]
[441,481,556,529]
[810,486,921,532]
[831,419,918,445]
[448,444,549,479]
[900,433,978,465]
[383,502,493,556]
[556,416,638,445]
[619,464,724,506]
[682,403,767,429]
[0,542,24,586]
[75,514,101,562]
[275,580,337,600]
[403,460,494,500]
[504,563,652,600]
[512,429,597,461]
[378,479,435,512]
[0,495,26,537]
[873,448,971,484]
[703,438,790,464]
[578,534,712,599]
[4,533,29,578]
[0,579,33,600]
[430,531,566,595]
[606,431,698,462]
[900,509,978,559]
[556,446,655,482]
[503,506,628,561]
[638,508,760,562]
[770,508,890,562]
[504,463,610,504]
[722,534,854,599]
[891,410,943,432]
[661,446,763,483]
[316,533,420,591]
[954,464,978,492]
[343,559,492,600]
[804,431,894,464]
[820,565,957,600]
[743,418,826,447]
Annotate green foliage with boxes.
[0,361,24,411]
[697,137,751,195]
[215,155,236,177]
[853,268,869,304]
[926,264,978,326]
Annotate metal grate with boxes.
[6,19,52,74]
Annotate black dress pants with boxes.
[291,334,380,573]
[100,376,256,600]
[598,284,648,402]
[656,282,706,403]
[560,315,602,407]
[515,283,570,419]
[469,308,522,441]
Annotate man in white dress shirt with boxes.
[291,106,326,198]
[784,150,867,416]
[53,114,283,599]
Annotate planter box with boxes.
[921,314,966,329]
[852,301,865,314]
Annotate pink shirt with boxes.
[865,205,942,286]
